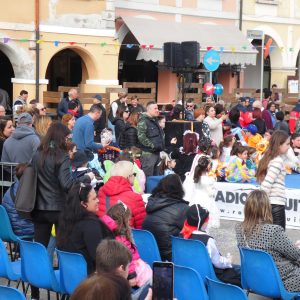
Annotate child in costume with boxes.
[183,156,220,228]
[226,144,255,183]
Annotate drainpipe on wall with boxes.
[35,0,40,101]
[237,0,243,88]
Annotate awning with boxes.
[117,16,257,65]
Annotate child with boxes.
[219,135,235,164]
[226,144,255,183]
[68,100,79,118]
[98,128,121,171]
[183,156,220,228]
[257,130,290,230]
[158,151,176,176]
[101,202,152,287]
[180,204,241,286]
[246,146,257,177]
[206,145,226,181]
[243,124,262,149]
[274,111,289,135]
[72,150,101,188]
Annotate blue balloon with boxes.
[214,83,224,95]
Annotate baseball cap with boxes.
[18,112,33,125]
[245,124,258,135]
[94,94,102,101]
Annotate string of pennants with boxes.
[1,36,295,53]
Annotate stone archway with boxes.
[45,46,98,91]
[0,49,15,101]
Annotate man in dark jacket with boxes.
[137,101,165,177]
[1,112,40,163]
[57,88,83,118]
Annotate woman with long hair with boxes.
[34,115,52,139]
[169,131,200,181]
[57,183,112,274]
[236,190,300,292]
[118,112,140,149]
[194,108,211,150]
[204,105,227,146]
[142,174,189,261]
[113,106,130,145]
[32,122,94,247]
[256,130,290,229]
[0,119,14,158]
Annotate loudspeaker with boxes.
[163,42,183,68]
[181,41,200,68]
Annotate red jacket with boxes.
[97,176,146,229]
[289,111,300,134]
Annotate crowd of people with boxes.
[1,87,300,298]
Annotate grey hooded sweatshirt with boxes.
[1,125,40,163]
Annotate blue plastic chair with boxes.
[0,205,33,260]
[172,236,219,283]
[239,247,300,299]
[19,239,62,296]
[146,176,164,194]
[132,229,161,267]
[207,277,248,300]
[0,285,26,300]
[0,238,23,286]
[174,265,208,300]
[56,249,87,295]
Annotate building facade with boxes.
[1,0,300,105]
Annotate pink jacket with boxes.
[101,215,140,277]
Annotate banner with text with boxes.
[215,182,300,229]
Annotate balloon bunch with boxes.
[203,83,224,95]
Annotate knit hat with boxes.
[245,124,258,135]
[72,150,94,168]
[18,112,33,125]
[186,204,209,229]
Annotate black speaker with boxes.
[163,42,183,68]
[181,41,200,68]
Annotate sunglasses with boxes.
[40,107,46,111]
[186,105,194,108]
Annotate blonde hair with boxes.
[241,190,273,239]
[110,161,134,178]
[34,115,52,138]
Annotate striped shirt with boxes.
[261,155,286,205]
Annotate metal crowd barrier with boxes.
[0,162,18,201]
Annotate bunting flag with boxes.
[264,38,273,59]
[0,36,291,55]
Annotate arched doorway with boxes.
[0,49,14,101]
[46,49,83,91]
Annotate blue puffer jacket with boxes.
[2,181,34,236]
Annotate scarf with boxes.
[180,220,198,240]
